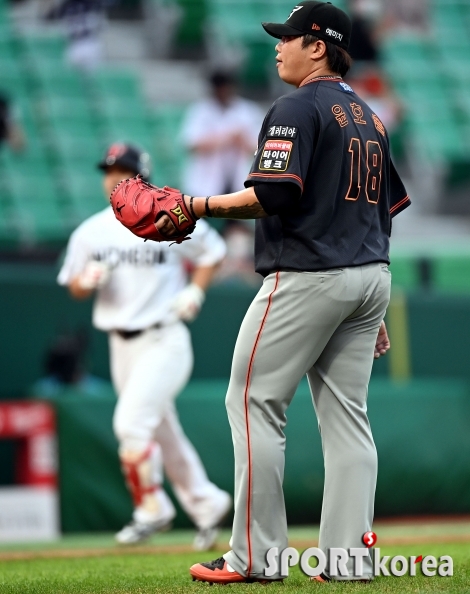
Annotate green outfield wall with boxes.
[1,263,470,527]
[2,263,470,397]
[38,378,470,532]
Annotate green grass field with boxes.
[1,522,469,593]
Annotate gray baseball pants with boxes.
[224,264,391,581]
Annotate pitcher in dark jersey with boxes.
[157,0,410,584]
[247,76,409,275]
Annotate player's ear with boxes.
[308,39,327,61]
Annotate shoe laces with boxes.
[201,557,225,571]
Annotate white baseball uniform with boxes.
[58,206,229,532]
[180,96,264,196]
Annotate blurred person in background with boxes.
[44,0,109,71]
[348,0,380,64]
[57,142,231,550]
[383,0,429,35]
[180,70,264,199]
[348,0,429,40]
[180,71,263,283]
[0,92,26,152]
[345,2,403,143]
[32,331,108,398]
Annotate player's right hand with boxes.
[374,320,390,359]
[171,283,205,322]
[78,261,111,291]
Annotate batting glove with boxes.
[171,284,205,322]
[78,261,111,290]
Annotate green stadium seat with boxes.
[452,83,470,118]
[0,14,12,42]
[19,35,66,62]
[37,70,88,100]
[208,0,262,40]
[176,0,209,45]
[0,72,30,99]
[89,70,142,101]
[41,95,96,129]
[13,97,41,136]
[381,34,432,60]
[409,119,466,161]
[206,0,338,85]
[445,62,470,85]
[102,120,155,145]
[6,172,66,241]
[42,96,94,121]
[385,59,436,83]
[63,170,107,221]
[47,117,97,141]
[0,54,19,76]
[52,133,104,168]
[95,96,151,124]
[0,138,50,175]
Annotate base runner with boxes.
[58,143,231,550]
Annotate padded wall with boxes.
[43,378,470,532]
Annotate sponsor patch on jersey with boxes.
[339,82,354,93]
[267,125,298,139]
[259,140,293,172]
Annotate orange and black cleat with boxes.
[190,557,283,585]
[311,573,331,583]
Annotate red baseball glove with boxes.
[109,176,197,243]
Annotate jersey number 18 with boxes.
[345,138,383,204]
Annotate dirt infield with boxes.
[1,530,470,562]
[0,544,199,561]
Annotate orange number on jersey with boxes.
[365,141,383,204]
[345,138,383,204]
[346,138,361,201]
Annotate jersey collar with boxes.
[299,75,343,88]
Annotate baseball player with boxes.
[58,143,231,551]
[110,0,411,584]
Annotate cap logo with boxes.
[311,23,320,30]
[288,5,303,19]
[107,143,126,159]
[325,27,343,41]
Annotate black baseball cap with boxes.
[209,70,236,87]
[262,1,351,51]
[97,142,151,180]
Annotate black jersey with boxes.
[245,77,410,277]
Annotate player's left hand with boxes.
[171,284,205,322]
[374,320,390,359]
[110,177,197,243]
